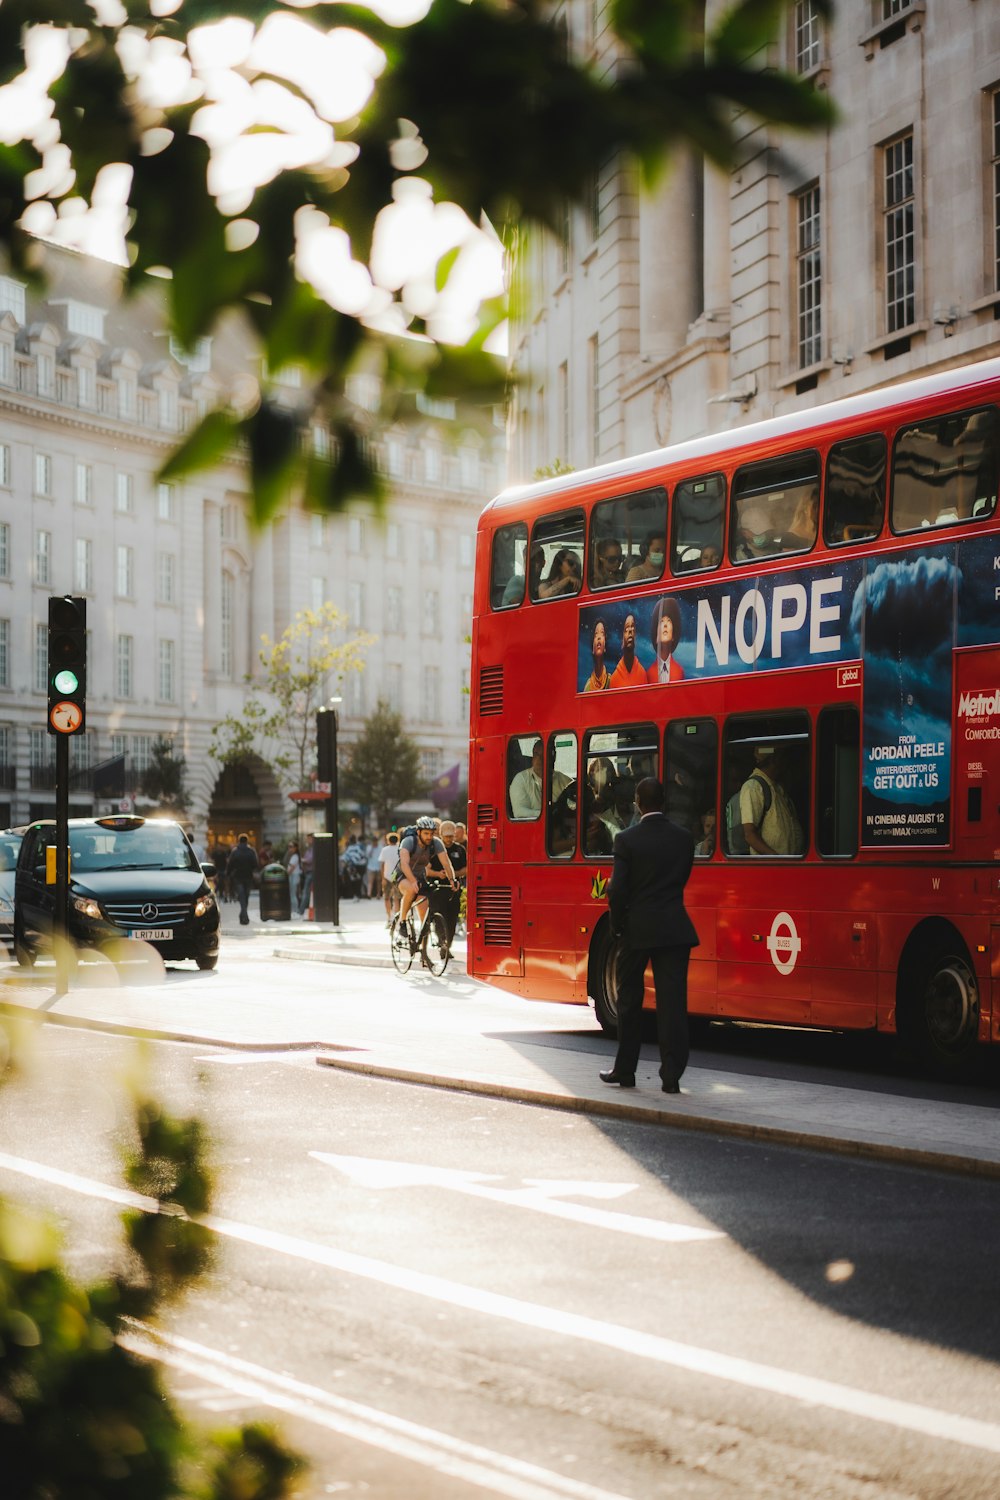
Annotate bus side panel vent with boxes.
[479,665,504,716]
[476,886,513,946]
[476,804,499,826]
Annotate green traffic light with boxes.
[53,668,79,694]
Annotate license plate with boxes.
[129,928,171,941]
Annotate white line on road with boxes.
[3,1150,1000,1458]
[310,1151,724,1243]
[120,1324,633,1500]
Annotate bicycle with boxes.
[389,888,451,976]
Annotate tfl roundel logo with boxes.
[766,912,801,975]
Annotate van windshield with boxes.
[66,824,196,873]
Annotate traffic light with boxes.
[47,595,87,735]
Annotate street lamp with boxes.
[317,696,342,925]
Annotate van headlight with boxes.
[72,896,102,920]
[194,892,216,918]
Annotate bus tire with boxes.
[590,924,623,1036]
[897,935,979,1076]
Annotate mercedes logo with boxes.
[140,903,159,920]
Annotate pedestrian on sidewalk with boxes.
[297,832,315,915]
[600,776,699,1094]
[285,839,302,912]
[379,832,401,924]
[366,836,383,899]
[226,834,260,927]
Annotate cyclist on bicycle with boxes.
[396,817,458,942]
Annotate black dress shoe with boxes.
[661,1079,681,1094]
[599,1070,635,1088]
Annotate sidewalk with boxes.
[2,891,998,1181]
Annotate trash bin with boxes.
[258,862,291,921]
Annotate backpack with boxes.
[725,772,772,855]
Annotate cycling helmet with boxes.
[415,816,437,830]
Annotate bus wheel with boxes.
[899,945,979,1075]
[591,928,622,1036]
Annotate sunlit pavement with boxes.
[1,888,999,1179]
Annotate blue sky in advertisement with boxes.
[577,559,866,691]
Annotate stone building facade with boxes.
[508,0,1000,480]
[0,247,503,845]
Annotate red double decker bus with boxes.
[467,355,1000,1073]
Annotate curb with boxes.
[314,1055,1000,1183]
[272,946,396,970]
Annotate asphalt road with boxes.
[2,1008,999,1500]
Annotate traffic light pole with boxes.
[54,732,70,996]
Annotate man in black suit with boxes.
[600,776,699,1093]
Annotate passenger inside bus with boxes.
[734,502,781,560]
[782,486,820,552]
[537,547,583,599]
[625,532,666,582]
[591,538,625,589]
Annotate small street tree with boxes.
[342,700,424,830]
[211,604,373,791]
[139,737,190,814]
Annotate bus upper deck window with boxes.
[891,406,1000,534]
[491,521,528,610]
[590,485,666,590]
[671,473,725,575]
[529,508,585,602]
[731,451,821,564]
[824,434,886,546]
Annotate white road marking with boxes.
[3,1150,1000,1457]
[310,1152,723,1244]
[120,1324,632,1500]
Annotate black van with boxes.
[14,815,219,970]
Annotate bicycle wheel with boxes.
[422,912,450,976]
[390,914,414,974]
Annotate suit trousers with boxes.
[613,943,691,1084]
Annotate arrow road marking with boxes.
[310,1152,724,1244]
[4,1151,1000,1458]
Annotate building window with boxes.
[347,670,366,717]
[116,544,134,598]
[75,537,93,594]
[0,342,10,384]
[881,0,911,16]
[348,515,364,552]
[36,353,54,398]
[221,572,234,678]
[157,551,176,604]
[116,634,133,698]
[0,522,8,579]
[157,482,175,521]
[386,522,400,558]
[993,89,1000,293]
[75,462,92,505]
[311,575,325,610]
[158,639,175,702]
[158,384,177,429]
[884,133,915,333]
[385,662,402,704]
[348,580,364,629]
[309,514,326,546]
[116,472,134,512]
[35,530,51,587]
[35,623,48,692]
[425,591,441,636]
[0,620,8,688]
[423,665,440,722]
[117,375,136,418]
[386,585,402,634]
[459,532,473,569]
[0,276,25,323]
[794,0,822,72]
[0,444,9,487]
[421,527,439,564]
[424,441,441,484]
[795,183,822,367]
[77,364,95,407]
[34,452,52,496]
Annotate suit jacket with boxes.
[608,813,699,951]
